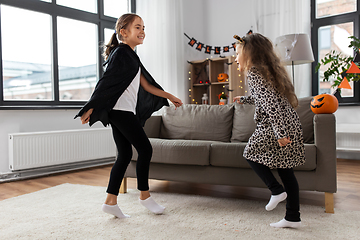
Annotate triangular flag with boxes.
[338,77,352,89]
[346,61,360,73]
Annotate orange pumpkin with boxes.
[217,73,229,82]
[310,94,338,114]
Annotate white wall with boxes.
[182,0,253,61]
[0,109,104,173]
[335,107,360,125]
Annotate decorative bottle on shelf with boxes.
[202,93,208,104]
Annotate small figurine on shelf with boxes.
[202,93,209,104]
[218,92,228,105]
[217,73,229,82]
[198,80,210,84]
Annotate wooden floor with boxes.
[1,158,359,212]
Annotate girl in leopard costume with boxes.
[233,33,305,228]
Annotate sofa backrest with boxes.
[296,96,315,144]
[160,104,234,142]
[160,97,314,144]
[231,97,315,143]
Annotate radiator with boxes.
[9,128,116,171]
[337,132,360,151]
[336,125,360,160]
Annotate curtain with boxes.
[252,0,312,97]
[136,0,186,110]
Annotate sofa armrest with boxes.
[313,114,337,193]
[143,115,162,138]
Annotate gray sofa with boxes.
[123,97,337,213]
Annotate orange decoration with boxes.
[338,77,352,89]
[346,61,360,74]
[310,94,338,114]
[217,73,229,82]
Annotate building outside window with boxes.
[0,0,131,107]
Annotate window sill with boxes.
[339,102,360,107]
[0,105,84,110]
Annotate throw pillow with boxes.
[296,97,315,144]
[231,103,256,142]
[160,104,234,142]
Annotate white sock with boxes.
[139,196,165,214]
[266,192,287,211]
[102,204,130,218]
[270,219,301,228]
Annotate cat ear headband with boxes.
[234,30,252,44]
[233,35,245,44]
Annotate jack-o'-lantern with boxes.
[217,73,229,82]
[310,94,338,114]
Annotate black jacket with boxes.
[74,43,169,127]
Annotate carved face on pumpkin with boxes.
[310,94,338,114]
[217,73,229,82]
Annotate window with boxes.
[316,0,356,18]
[1,6,52,101]
[319,26,331,49]
[318,22,354,97]
[311,0,360,104]
[0,0,132,108]
[57,17,97,101]
[104,0,128,18]
[57,0,97,14]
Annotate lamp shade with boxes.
[275,33,314,65]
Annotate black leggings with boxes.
[107,110,152,195]
[246,159,300,222]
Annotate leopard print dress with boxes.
[240,67,305,169]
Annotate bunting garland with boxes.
[184,30,252,55]
[338,61,360,90]
[184,33,232,54]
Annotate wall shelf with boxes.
[189,56,246,105]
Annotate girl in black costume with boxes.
[75,13,182,218]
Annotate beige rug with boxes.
[0,183,359,240]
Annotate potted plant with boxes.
[316,36,360,90]
[218,92,228,105]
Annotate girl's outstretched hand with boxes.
[80,108,93,124]
[169,95,183,109]
[278,137,291,147]
[233,96,243,104]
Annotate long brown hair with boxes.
[237,33,298,108]
[103,13,141,60]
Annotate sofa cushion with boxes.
[210,142,249,168]
[296,97,315,144]
[295,144,316,171]
[231,103,256,143]
[160,104,234,142]
[132,138,212,166]
[210,142,316,171]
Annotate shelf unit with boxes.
[189,56,246,105]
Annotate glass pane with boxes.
[318,22,354,97]
[104,0,128,18]
[1,5,52,100]
[57,17,98,101]
[104,28,115,46]
[57,0,97,13]
[316,0,356,18]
